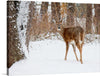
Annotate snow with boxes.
[17,1,30,57]
[9,39,100,76]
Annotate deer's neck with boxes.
[58,27,64,38]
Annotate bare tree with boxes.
[40,2,48,21]
[76,4,87,18]
[51,2,61,23]
[67,3,75,26]
[7,1,24,68]
[86,4,92,34]
[94,4,100,34]
[40,2,48,16]
[26,1,36,51]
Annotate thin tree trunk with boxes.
[67,3,75,27]
[94,4,100,34]
[86,4,92,34]
[51,2,61,24]
[26,1,36,51]
[40,2,48,20]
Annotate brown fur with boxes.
[58,25,85,64]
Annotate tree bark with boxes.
[67,3,75,26]
[86,4,92,34]
[51,2,61,24]
[94,4,100,34]
[7,1,24,68]
[40,2,48,19]
[26,1,36,51]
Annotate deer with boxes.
[57,23,85,64]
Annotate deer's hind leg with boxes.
[64,42,69,60]
[76,41,83,64]
[72,44,78,61]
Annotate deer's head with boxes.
[56,20,64,32]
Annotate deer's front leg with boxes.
[64,42,69,60]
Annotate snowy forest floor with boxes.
[9,38,100,75]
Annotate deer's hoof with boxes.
[64,58,67,60]
[81,62,83,64]
[80,60,83,64]
[76,58,79,61]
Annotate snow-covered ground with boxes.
[9,39,100,76]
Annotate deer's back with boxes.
[63,26,84,42]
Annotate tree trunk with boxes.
[86,4,92,34]
[76,4,87,18]
[61,3,67,19]
[51,2,61,24]
[7,1,24,68]
[40,2,48,21]
[67,3,75,27]
[26,1,36,51]
[94,4,100,34]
